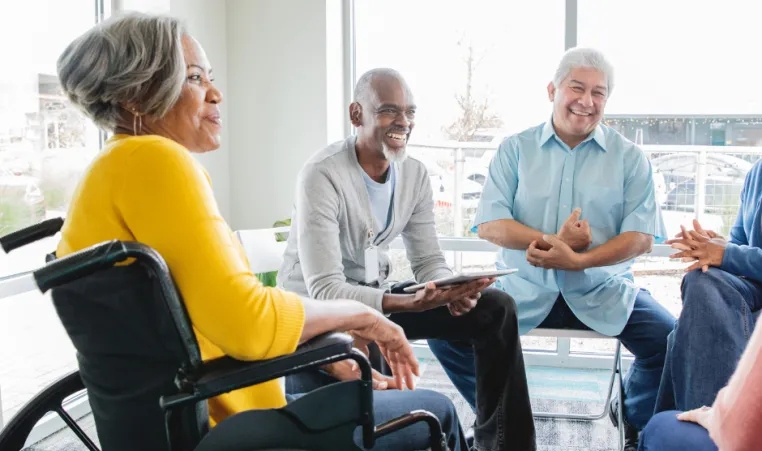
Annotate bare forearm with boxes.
[477,219,551,250]
[299,298,375,343]
[381,293,418,314]
[580,232,653,269]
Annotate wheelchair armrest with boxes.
[162,332,361,410]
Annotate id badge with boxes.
[364,245,380,284]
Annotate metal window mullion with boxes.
[565,0,578,50]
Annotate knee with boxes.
[478,288,518,318]
[681,268,726,299]
[413,389,459,429]
[640,411,682,449]
[641,411,713,450]
[681,268,738,313]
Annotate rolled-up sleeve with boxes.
[619,148,666,242]
[472,139,520,231]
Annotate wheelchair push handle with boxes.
[34,240,130,292]
[0,217,64,253]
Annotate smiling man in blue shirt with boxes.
[466,47,675,450]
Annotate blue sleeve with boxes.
[471,139,519,232]
[721,165,761,281]
[721,243,762,283]
[729,170,751,246]
[619,147,667,243]
[728,205,748,246]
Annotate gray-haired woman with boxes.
[55,11,467,451]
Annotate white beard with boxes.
[382,142,407,163]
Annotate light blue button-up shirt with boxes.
[473,120,666,336]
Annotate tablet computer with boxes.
[402,269,518,293]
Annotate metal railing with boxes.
[409,141,762,256]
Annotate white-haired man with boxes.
[469,47,676,450]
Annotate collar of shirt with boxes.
[539,116,608,152]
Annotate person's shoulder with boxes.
[104,135,204,185]
[108,134,193,165]
[303,138,352,168]
[297,138,354,188]
[500,123,544,150]
[400,154,427,174]
[749,159,762,176]
[599,123,641,154]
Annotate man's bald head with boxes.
[350,68,416,163]
[353,68,411,106]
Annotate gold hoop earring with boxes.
[132,110,143,136]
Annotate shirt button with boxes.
[562,204,568,208]
[565,178,571,182]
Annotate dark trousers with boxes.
[288,283,536,451]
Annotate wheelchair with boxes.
[0,219,448,450]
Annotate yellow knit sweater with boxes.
[57,134,305,426]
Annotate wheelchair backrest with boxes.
[49,253,209,450]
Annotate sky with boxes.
[355,0,762,140]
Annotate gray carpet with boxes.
[415,359,620,451]
[22,362,621,450]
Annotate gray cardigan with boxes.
[277,135,453,312]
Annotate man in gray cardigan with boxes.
[278,69,535,451]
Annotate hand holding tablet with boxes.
[402,269,518,293]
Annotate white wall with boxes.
[113,0,231,220]
[169,0,231,220]
[226,0,347,229]
[116,0,348,228]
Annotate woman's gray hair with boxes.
[552,47,614,95]
[57,12,187,131]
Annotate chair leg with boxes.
[532,340,620,421]
[616,342,625,451]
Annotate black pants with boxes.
[287,283,536,451]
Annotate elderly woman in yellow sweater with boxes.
[56,12,467,450]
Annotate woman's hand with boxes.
[677,405,714,430]
[322,357,398,390]
[666,222,727,273]
[346,310,419,390]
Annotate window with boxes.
[354,0,565,238]
[579,0,762,237]
[355,1,761,241]
[356,1,759,362]
[1,1,107,438]
[0,0,102,278]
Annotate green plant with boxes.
[254,218,292,287]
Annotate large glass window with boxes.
[579,0,762,237]
[356,1,762,241]
[356,1,760,361]
[355,0,565,238]
[0,0,101,278]
[0,0,102,432]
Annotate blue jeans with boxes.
[430,289,675,430]
[638,411,717,450]
[655,268,762,413]
[287,389,467,450]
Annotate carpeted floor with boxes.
[415,359,621,451]
[23,360,622,450]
